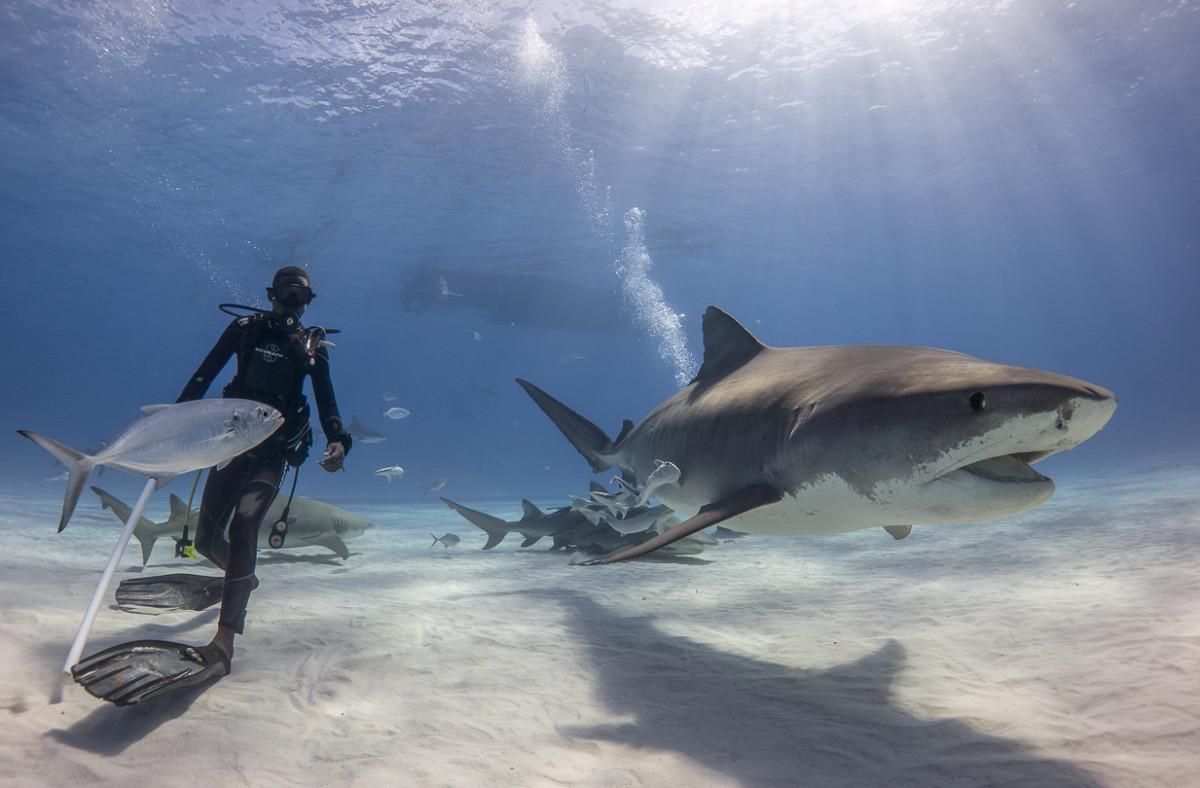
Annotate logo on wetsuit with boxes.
[255,343,284,363]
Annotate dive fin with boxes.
[115,573,229,613]
[884,525,912,540]
[589,481,606,494]
[18,430,95,532]
[515,379,618,473]
[139,404,173,415]
[442,497,509,550]
[580,485,783,565]
[72,640,230,706]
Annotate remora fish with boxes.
[92,487,374,563]
[19,399,283,532]
[518,306,1117,564]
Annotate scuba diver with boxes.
[71,266,354,705]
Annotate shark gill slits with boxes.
[969,392,986,412]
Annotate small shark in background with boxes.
[441,497,708,557]
[423,478,447,495]
[92,486,374,561]
[349,416,387,444]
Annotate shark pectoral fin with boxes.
[139,404,173,416]
[884,525,912,540]
[520,535,541,548]
[580,485,783,566]
[316,534,350,559]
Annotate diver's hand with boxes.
[320,442,345,472]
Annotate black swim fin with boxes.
[71,640,230,706]
[115,573,232,613]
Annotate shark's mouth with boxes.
[956,454,1051,484]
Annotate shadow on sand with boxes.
[544,590,1103,788]
[46,678,218,756]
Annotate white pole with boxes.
[51,477,157,702]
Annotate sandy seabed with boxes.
[1,457,1197,788]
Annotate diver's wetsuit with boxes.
[177,312,352,633]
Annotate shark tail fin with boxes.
[441,497,509,550]
[515,379,618,473]
[91,486,177,566]
[19,430,95,532]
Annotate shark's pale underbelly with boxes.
[657,474,1017,537]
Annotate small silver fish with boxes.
[383,407,411,420]
[375,465,405,482]
[431,532,460,548]
[423,478,447,495]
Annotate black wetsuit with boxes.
[177,312,352,633]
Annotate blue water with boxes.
[2,0,1197,504]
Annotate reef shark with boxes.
[518,306,1117,564]
[92,486,373,562]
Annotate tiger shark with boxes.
[518,306,1117,565]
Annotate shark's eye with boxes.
[232,413,240,422]
[969,392,986,412]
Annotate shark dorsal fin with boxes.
[520,499,543,520]
[168,493,189,521]
[692,306,766,384]
[614,419,635,445]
